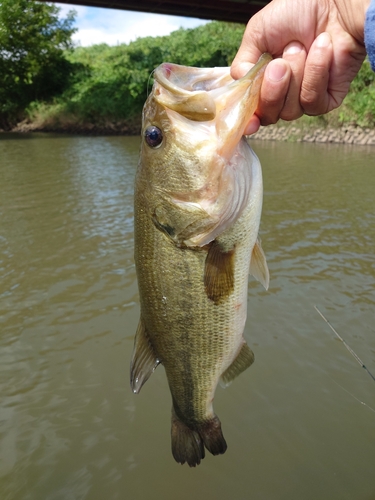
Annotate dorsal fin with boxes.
[250,238,269,290]
[220,342,255,387]
[130,318,160,394]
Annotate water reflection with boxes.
[0,135,374,499]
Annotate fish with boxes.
[131,54,271,467]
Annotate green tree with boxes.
[0,0,76,128]
[59,21,245,125]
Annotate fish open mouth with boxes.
[152,54,272,125]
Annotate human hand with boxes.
[231,0,370,134]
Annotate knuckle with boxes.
[260,115,280,126]
[280,108,303,122]
[300,82,325,114]
[279,92,303,121]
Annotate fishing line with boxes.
[147,69,156,97]
[329,377,375,413]
[314,305,375,382]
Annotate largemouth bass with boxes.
[131,54,271,467]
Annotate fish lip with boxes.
[153,63,187,95]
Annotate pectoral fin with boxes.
[220,342,255,387]
[204,240,234,305]
[130,318,160,394]
[250,238,269,290]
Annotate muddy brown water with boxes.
[0,133,374,500]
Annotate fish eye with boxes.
[145,126,163,148]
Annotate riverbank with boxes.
[5,119,375,145]
[8,117,141,136]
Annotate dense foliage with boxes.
[0,0,76,128]
[28,21,246,127]
[338,59,375,127]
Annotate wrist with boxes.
[334,0,371,43]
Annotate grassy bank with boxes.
[7,22,375,134]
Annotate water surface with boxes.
[0,134,374,500]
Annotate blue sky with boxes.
[56,3,209,46]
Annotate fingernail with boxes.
[284,41,304,56]
[316,32,331,48]
[266,60,287,82]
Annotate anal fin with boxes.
[204,240,234,305]
[220,342,255,387]
[130,318,160,394]
[250,238,269,290]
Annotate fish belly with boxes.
[133,187,255,466]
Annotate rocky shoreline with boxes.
[3,119,375,145]
[250,123,375,145]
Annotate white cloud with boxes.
[55,3,88,20]
[55,3,209,47]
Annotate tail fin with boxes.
[171,411,227,467]
[198,417,227,457]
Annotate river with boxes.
[0,134,374,500]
